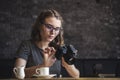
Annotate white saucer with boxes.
[33,74,56,78]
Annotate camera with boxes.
[55,44,78,65]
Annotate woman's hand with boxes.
[61,57,71,68]
[62,57,80,78]
[43,47,56,67]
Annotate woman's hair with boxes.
[31,9,64,46]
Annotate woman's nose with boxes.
[50,29,56,34]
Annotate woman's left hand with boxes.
[61,57,80,78]
[61,57,74,68]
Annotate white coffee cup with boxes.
[13,66,25,79]
[36,67,49,75]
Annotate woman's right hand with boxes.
[43,47,56,67]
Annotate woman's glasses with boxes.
[43,24,61,32]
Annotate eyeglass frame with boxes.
[43,23,62,33]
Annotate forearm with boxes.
[25,64,44,78]
[64,65,80,78]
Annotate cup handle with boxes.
[36,68,40,74]
[13,68,17,76]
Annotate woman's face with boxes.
[40,17,61,43]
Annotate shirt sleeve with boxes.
[15,40,31,61]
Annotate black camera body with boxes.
[55,44,78,65]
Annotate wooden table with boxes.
[1,78,120,80]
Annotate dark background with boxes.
[0,0,120,59]
[0,0,120,78]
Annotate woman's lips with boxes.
[49,36,54,39]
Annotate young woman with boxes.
[14,9,80,78]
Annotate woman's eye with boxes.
[55,28,60,31]
[47,25,53,29]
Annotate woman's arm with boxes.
[15,58,46,78]
[62,57,80,78]
[24,64,45,77]
[14,47,56,78]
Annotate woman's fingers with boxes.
[44,47,51,54]
[43,47,56,67]
[49,47,56,56]
[44,47,56,57]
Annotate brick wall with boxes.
[0,0,120,59]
